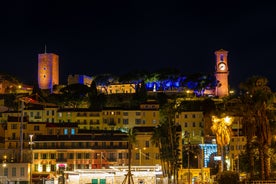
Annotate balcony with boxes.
[91,145,128,150]
[56,158,67,163]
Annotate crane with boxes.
[19,96,57,107]
[18,95,57,163]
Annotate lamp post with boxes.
[2,155,7,184]
[138,149,142,166]
[29,134,34,184]
[188,140,191,184]
[135,147,146,166]
[97,152,103,169]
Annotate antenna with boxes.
[44,44,47,53]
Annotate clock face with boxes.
[218,63,226,71]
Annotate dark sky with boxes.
[1,1,276,91]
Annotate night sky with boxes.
[1,1,276,91]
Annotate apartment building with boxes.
[175,111,204,144]
[0,108,161,183]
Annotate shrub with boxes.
[216,171,239,184]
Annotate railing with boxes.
[34,145,128,149]
[56,158,67,162]
[245,180,276,184]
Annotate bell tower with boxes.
[215,49,229,98]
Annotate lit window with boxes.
[71,128,75,135]
[64,129,68,135]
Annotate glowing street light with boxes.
[135,147,146,166]
[29,134,34,184]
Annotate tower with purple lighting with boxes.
[215,49,229,98]
[38,52,59,91]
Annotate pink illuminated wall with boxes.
[38,53,59,90]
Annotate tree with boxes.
[122,128,136,184]
[59,83,90,108]
[88,80,106,110]
[132,80,148,107]
[211,116,233,172]
[151,101,182,184]
[216,171,239,184]
[226,76,274,179]
[239,76,274,179]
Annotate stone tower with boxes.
[215,49,229,98]
[38,53,59,91]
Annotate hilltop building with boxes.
[215,49,229,98]
[67,74,92,87]
[38,53,59,91]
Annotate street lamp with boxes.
[184,131,191,184]
[135,147,146,166]
[97,152,103,169]
[2,155,7,184]
[29,134,34,184]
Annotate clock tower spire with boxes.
[215,49,229,98]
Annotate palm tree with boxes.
[151,101,182,184]
[225,96,257,177]
[239,76,274,179]
[122,128,136,184]
[211,115,233,172]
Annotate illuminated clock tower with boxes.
[215,49,229,98]
[38,52,59,91]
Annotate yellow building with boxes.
[101,107,160,131]
[98,83,136,94]
[132,127,161,166]
[57,108,103,130]
[1,116,130,182]
[0,162,30,184]
[175,111,204,144]
[67,74,92,87]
